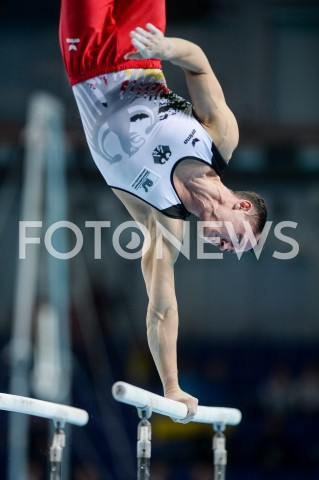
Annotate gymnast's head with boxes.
[203,190,267,253]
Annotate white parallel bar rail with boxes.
[112,382,242,426]
[0,393,89,427]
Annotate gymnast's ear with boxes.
[233,200,252,211]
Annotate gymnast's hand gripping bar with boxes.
[112,381,242,426]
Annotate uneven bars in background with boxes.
[112,381,242,426]
[0,393,88,427]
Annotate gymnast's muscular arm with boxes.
[125,24,239,161]
[142,212,198,421]
[112,189,198,422]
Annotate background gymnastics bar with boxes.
[0,392,89,426]
[112,381,242,426]
[1,392,89,479]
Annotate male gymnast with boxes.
[59,0,267,422]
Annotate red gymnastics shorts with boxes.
[59,0,166,86]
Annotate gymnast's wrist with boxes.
[162,373,179,396]
[162,38,174,61]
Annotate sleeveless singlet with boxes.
[73,68,228,219]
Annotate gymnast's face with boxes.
[202,203,259,253]
[205,225,259,253]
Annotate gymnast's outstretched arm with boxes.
[112,190,198,422]
[125,24,239,161]
[141,213,198,422]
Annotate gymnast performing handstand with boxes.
[59,0,267,422]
